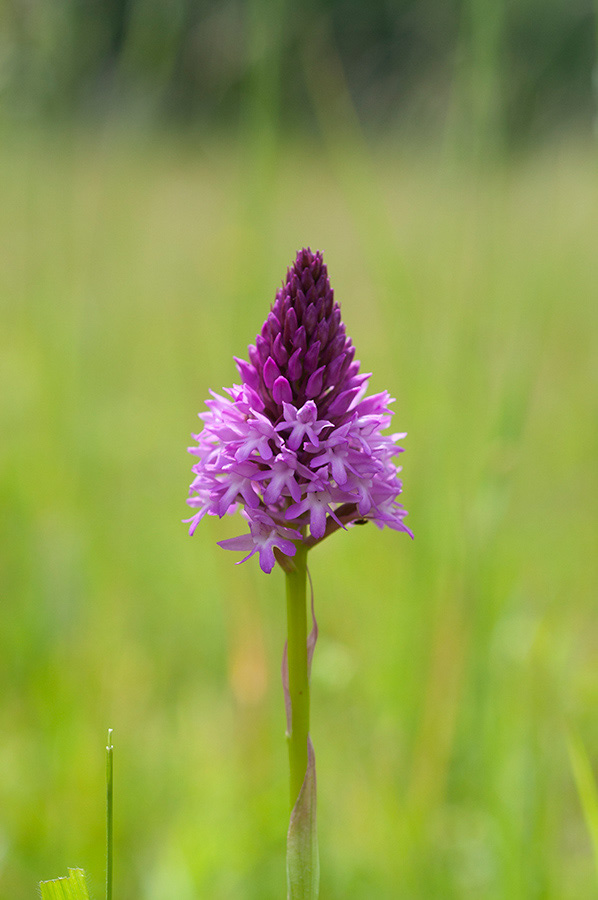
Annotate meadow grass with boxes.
[0,127,597,898]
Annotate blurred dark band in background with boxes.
[1,0,595,145]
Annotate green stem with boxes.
[285,543,310,808]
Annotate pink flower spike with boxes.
[185,248,410,570]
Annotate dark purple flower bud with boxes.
[287,348,303,381]
[248,344,260,369]
[305,366,325,400]
[263,356,280,389]
[273,376,292,405]
[316,319,329,346]
[294,289,307,320]
[284,307,298,344]
[256,334,269,363]
[234,356,259,389]
[303,303,318,335]
[293,325,307,356]
[272,333,289,366]
[303,340,321,376]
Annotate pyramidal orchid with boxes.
[186,248,410,565]
[185,249,411,898]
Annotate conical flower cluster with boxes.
[185,248,411,572]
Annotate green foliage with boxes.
[568,730,598,884]
[0,0,593,141]
[0,128,597,898]
[39,869,91,900]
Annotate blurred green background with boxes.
[1,0,597,897]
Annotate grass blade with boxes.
[567,728,598,882]
[39,868,91,899]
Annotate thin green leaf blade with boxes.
[567,729,598,882]
[286,737,319,900]
[39,867,91,900]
